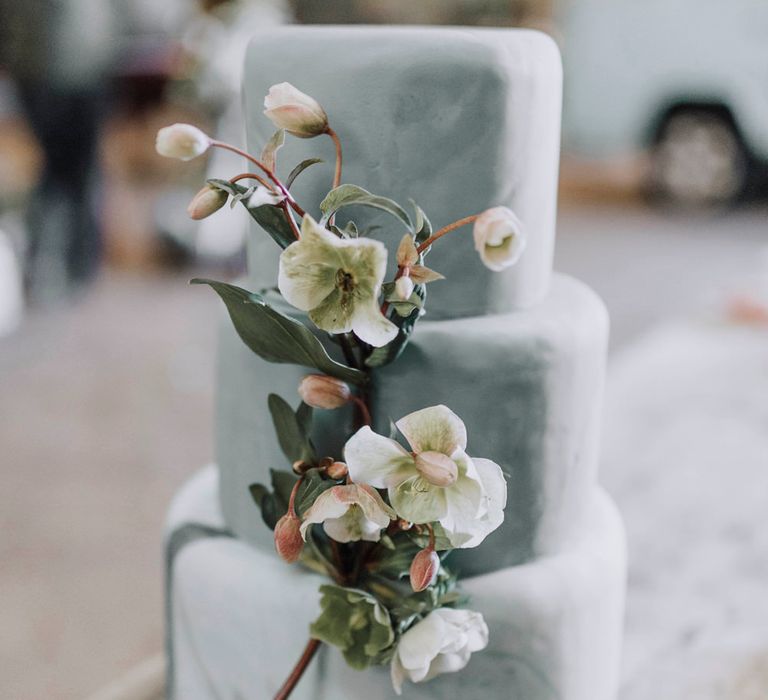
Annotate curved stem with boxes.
[229,172,275,191]
[211,140,306,218]
[350,395,372,427]
[416,214,479,254]
[325,127,343,190]
[281,201,301,240]
[273,638,322,700]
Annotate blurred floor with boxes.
[0,270,217,699]
[0,200,767,698]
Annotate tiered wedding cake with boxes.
[166,26,626,700]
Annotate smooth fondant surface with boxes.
[168,468,625,700]
[215,274,608,574]
[240,27,562,316]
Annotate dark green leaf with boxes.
[295,468,336,517]
[207,178,296,249]
[191,279,366,385]
[270,469,297,511]
[268,394,315,464]
[261,129,285,171]
[286,158,324,189]
[410,200,433,244]
[319,184,411,230]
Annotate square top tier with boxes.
[243,26,562,318]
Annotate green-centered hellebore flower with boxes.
[344,405,507,548]
[278,215,398,347]
[310,585,395,669]
[300,484,395,543]
[390,608,489,695]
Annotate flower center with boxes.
[335,268,356,293]
[414,451,459,487]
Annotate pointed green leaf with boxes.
[192,279,367,385]
[261,129,285,171]
[268,394,315,464]
[411,200,433,245]
[286,157,324,189]
[295,468,336,517]
[319,184,411,230]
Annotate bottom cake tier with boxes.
[166,468,626,700]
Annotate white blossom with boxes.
[263,82,328,138]
[473,206,526,271]
[344,405,506,548]
[391,608,489,694]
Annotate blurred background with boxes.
[1,1,766,698]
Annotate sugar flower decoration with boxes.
[390,608,489,694]
[278,215,398,347]
[264,82,329,138]
[300,484,395,543]
[344,405,506,548]
[473,206,526,271]
[155,123,211,161]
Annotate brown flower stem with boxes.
[273,638,322,700]
[210,140,306,218]
[229,172,275,190]
[349,395,372,427]
[325,127,343,190]
[416,214,479,254]
[281,201,301,240]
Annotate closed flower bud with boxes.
[394,276,415,301]
[274,513,303,562]
[298,374,351,409]
[155,123,211,161]
[326,461,349,480]
[414,451,458,487]
[292,459,313,475]
[409,548,440,592]
[263,82,328,138]
[473,206,526,271]
[187,185,227,220]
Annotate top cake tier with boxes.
[242,26,562,318]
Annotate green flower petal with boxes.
[389,475,448,524]
[396,405,467,455]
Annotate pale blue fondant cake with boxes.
[167,26,626,700]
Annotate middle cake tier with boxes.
[215,273,607,576]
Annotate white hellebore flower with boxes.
[344,405,507,548]
[263,82,329,138]
[391,608,489,695]
[300,484,396,543]
[473,206,526,271]
[278,215,398,347]
[155,123,211,161]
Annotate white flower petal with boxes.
[344,427,414,489]
[396,405,467,454]
[350,298,398,347]
[299,488,349,540]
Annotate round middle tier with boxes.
[215,273,607,575]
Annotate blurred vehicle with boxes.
[560,0,768,206]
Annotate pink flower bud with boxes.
[263,82,328,138]
[409,548,440,592]
[274,513,304,563]
[414,451,458,487]
[473,206,526,271]
[298,374,351,409]
[187,185,227,220]
[326,461,349,480]
[155,123,211,161]
[394,276,415,301]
